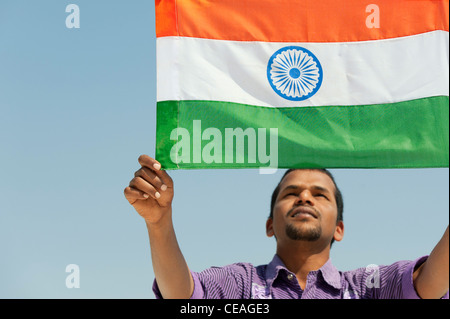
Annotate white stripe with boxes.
[157,31,449,107]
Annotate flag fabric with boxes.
[155,0,449,170]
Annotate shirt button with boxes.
[287,273,295,281]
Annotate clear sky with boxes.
[0,1,448,298]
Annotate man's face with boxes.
[267,170,344,246]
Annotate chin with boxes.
[285,224,322,241]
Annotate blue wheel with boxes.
[267,46,323,101]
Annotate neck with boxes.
[276,240,331,289]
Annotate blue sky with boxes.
[0,1,448,298]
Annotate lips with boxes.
[289,206,318,219]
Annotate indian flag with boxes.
[154,0,449,170]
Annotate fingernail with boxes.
[155,192,161,199]
[161,184,167,191]
[153,163,161,170]
[143,193,149,199]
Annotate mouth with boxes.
[289,206,318,219]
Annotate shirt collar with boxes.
[319,258,342,289]
[266,254,287,286]
[266,254,342,290]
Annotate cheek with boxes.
[274,198,294,212]
[321,203,338,225]
[271,206,288,230]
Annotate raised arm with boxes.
[413,226,449,299]
[124,155,194,299]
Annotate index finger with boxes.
[137,155,173,187]
[138,154,161,170]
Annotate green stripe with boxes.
[155,96,449,169]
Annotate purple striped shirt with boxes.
[153,255,449,299]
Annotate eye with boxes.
[315,193,328,199]
[284,193,297,197]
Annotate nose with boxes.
[294,190,314,206]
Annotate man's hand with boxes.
[124,155,174,225]
[124,155,193,299]
[413,225,449,299]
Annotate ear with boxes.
[333,221,344,242]
[266,218,274,237]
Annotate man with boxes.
[124,155,449,299]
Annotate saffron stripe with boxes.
[155,0,449,42]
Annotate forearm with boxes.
[413,226,449,299]
[147,214,194,299]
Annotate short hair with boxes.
[269,168,344,224]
